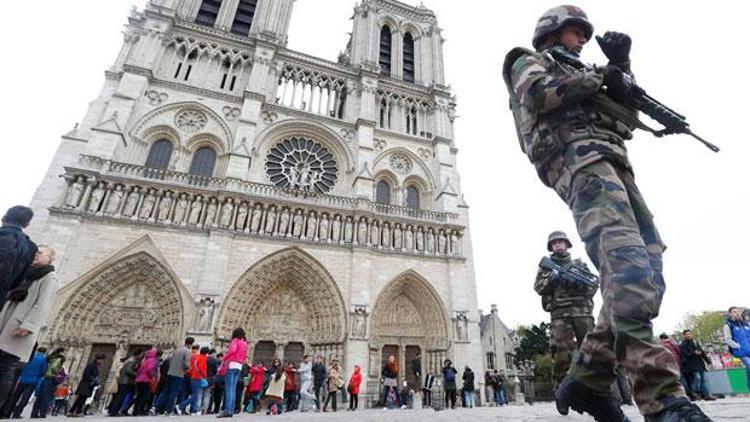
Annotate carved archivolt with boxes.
[217,248,347,346]
[47,251,186,348]
[370,270,449,350]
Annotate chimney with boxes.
[491,304,498,314]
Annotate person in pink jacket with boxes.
[217,328,247,418]
[134,347,159,416]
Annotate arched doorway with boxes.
[47,248,188,397]
[370,270,450,389]
[216,248,347,365]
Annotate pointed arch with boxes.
[370,270,449,350]
[217,247,347,346]
[373,147,436,191]
[47,235,191,349]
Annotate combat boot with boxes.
[555,375,631,422]
[644,397,712,422]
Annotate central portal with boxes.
[217,248,347,364]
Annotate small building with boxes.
[479,304,518,404]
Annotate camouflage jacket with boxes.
[534,252,597,318]
[502,46,638,200]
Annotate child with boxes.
[52,383,71,416]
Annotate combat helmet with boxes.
[547,230,572,252]
[532,5,593,51]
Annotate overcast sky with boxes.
[1,1,747,335]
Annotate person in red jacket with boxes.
[179,347,208,415]
[347,365,362,411]
[245,362,265,413]
[283,362,297,411]
[659,333,694,400]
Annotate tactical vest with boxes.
[548,257,596,318]
[502,47,635,199]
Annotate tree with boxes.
[676,310,726,346]
[513,322,550,368]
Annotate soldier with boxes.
[503,5,710,422]
[534,231,596,388]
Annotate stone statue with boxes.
[438,230,447,255]
[219,198,234,228]
[63,176,85,209]
[455,314,468,341]
[404,226,413,251]
[357,218,368,245]
[122,186,141,217]
[319,214,329,242]
[86,182,105,213]
[305,212,317,239]
[104,185,124,215]
[204,197,218,227]
[426,229,435,253]
[157,191,173,222]
[138,189,157,220]
[393,224,402,250]
[416,227,424,252]
[370,221,380,247]
[351,308,367,338]
[173,193,189,225]
[250,204,263,233]
[265,206,277,234]
[188,196,203,226]
[344,216,353,243]
[278,208,290,236]
[235,202,248,231]
[292,209,304,238]
[450,231,459,256]
[193,297,217,332]
[382,223,391,249]
[331,215,341,243]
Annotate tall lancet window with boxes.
[231,0,258,36]
[379,26,392,76]
[195,0,222,27]
[403,32,415,82]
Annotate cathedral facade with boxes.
[28,0,480,400]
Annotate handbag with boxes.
[346,384,353,394]
[200,378,209,388]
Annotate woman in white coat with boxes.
[297,355,316,412]
[0,246,58,410]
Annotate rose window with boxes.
[265,137,338,193]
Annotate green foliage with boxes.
[676,310,726,345]
[513,322,550,368]
[533,354,554,382]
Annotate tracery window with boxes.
[231,0,257,36]
[376,181,391,205]
[188,146,217,178]
[144,139,173,179]
[379,26,392,76]
[403,32,415,82]
[405,106,418,135]
[265,137,338,193]
[405,185,420,209]
[379,99,391,129]
[195,0,222,27]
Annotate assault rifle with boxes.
[538,256,600,290]
[548,46,719,153]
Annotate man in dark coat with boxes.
[0,206,37,312]
[679,330,716,401]
[311,355,326,410]
[69,354,105,416]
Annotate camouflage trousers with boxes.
[550,315,594,385]
[560,160,685,415]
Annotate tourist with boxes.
[149,351,171,415]
[298,355,315,412]
[33,347,66,417]
[493,370,507,406]
[398,380,412,409]
[68,353,105,416]
[209,352,224,414]
[52,381,71,416]
[0,245,57,411]
[2,346,47,418]
[202,349,218,414]
[283,361,297,411]
[179,346,208,415]
[680,330,717,401]
[0,206,38,312]
[347,365,362,411]
[411,353,421,384]
[109,350,141,416]
[442,359,457,409]
[659,333,693,400]
[724,306,750,390]
[311,355,326,411]
[160,337,193,415]
[422,372,435,407]
[244,362,264,413]
[462,366,475,408]
[265,359,286,415]
[381,355,399,409]
[217,328,247,418]
[323,359,344,412]
[134,347,159,415]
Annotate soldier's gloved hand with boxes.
[600,65,632,98]
[596,31,631,64]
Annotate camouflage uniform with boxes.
[503,5,685,416]
[535,249,597,385]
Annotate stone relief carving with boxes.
[454,312,469,342]
[192,296,218,333]
[373,138,387,151]
[174,109,207,133]
[221,105,241,121]
[390,154,412,175]
[144,90,168,106]
[350,306,368,339]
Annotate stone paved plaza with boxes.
[47,398,750,421]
